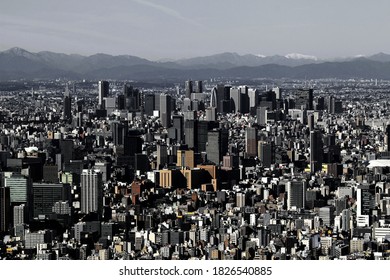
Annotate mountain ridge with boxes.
[1,47,390,81]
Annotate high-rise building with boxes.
[205,107,216,121]
[216,84,231,113]
[210,87,217,108]
[4,173,30,205]
[81,170,103,214]
[157,143,168,169]
[124,84,141,112]
[194,80,203,93]
[356,185,375,226]
[257,106,268,125]
[185,80,193,99]
[206,129,228,165]
[144,94,155,116]
[245,127,258,157]
[172,115,184,143]
[236,193,245,207]
[295,89,313,110]
[258,141,274,168]
[230,87,240,113]
[177,150,195,169]
[160,94,172,128]
[98,81,109,109]
[287,181,307,210]
[13,204,25,226]
[185,120,197,149]
[32,183,71,217]
[310,130,323,173]
[248,88,259,110]
[273,87,282,100]
[0,187,10,232]
[63,84,72,123]
[230,86,249,114]
[112,121,128,146]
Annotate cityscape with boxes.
[2,0,390,263]
[1,68,390,260]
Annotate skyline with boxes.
[1,0,390,60]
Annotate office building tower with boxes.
[319,206,335,226]
[210,87,217,108]
[177,150,195,169]
[81,170,103,214]
[257,106,268,125]
[116,94,125,110]
[206,129,228,165]
[287,181,307,210]
[144,94,155,116]
[32,183,71,217]
[310,130,323,173]
[205,107,216,121]
[182,98,192,112]
[4,174,30,205]
[172,115,184,143]
[185,80,193,99]
[124,84,141,112]
[63,84,72,123]
[194,80,203,93]
[356,185,375,223]
[112,121,128,146]
[216,84,231,113]
[0,187,10,232]
[245,127,258,157]
[248,88,259,111]
[229,86,249,113]
[124,135,143,156]
[308,114,315,131]
[13,204,25,226]
[258,141,274,168]
[98,81,109,109]
[157,143,168,169]
[273,87,282,100]
[341,209,351,231]
[295,89,313,110]
[230,87,240,113]
[236,193,245,207]
[160,94,172,128]
[197,121,210,152]
[185,120,197,149]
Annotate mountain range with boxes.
[2,47,390,81]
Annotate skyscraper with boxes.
[0,187,10,232]
[112,121,128,146]
[287,181,307,210]
[258,141,274,168]
[81,170,103,214]
[63,84,72,123]
[386,124,390,152]
[157,143,168,169]
[185,80,193,99]
[194,80,203,93]
[160,94,172,128]
[206,129,228,165]
[210,87,217,108]
[32,183,71,218]
[310,130,323,173]
[98,81,109,109]
[124,83,141,112]
[245,127,258,157]
[4,173,30,205]
[295,88,313,110]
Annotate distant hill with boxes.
[1,47,390,81]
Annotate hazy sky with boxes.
[1,0,390,60]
